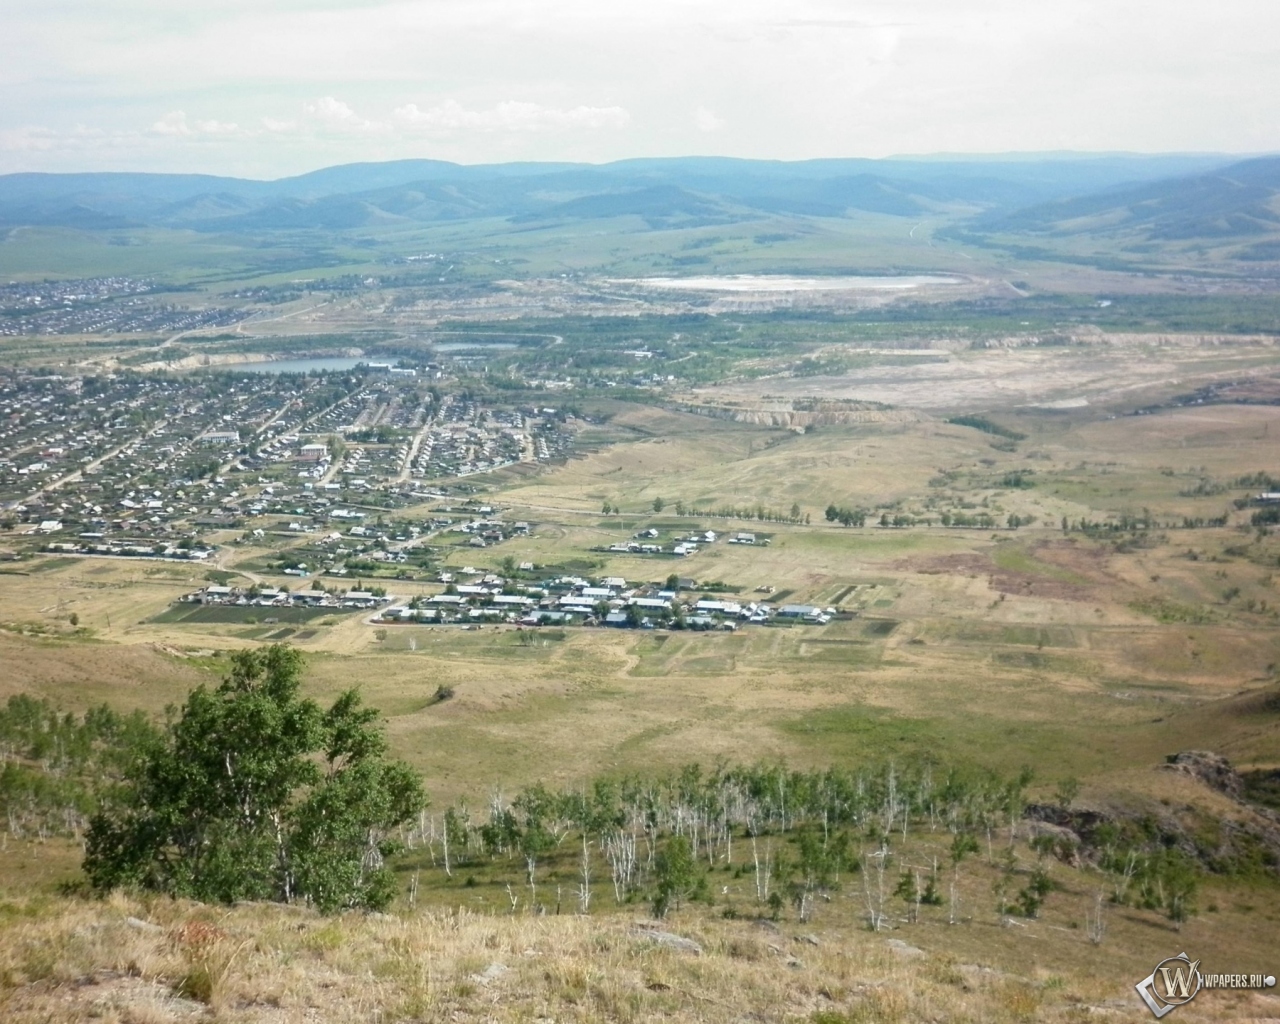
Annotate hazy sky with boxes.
[3,0,1277,178]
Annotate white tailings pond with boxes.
[611,274,965,292]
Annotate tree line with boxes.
[403,759,1201,930]
[0,694,156,841]
[601,498,809,524]
[826,505,1031,529]
[0,646,1211,932]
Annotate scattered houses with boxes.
[368,571,836,631]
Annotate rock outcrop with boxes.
[1162,750,1244,798]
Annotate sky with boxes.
[2,0,1278,178]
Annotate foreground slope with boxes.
[1,880,1276,1023]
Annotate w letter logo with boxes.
[1136,954,1203,1017]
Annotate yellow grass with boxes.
[0,367,1278,1021]
[1,884,1276,1024]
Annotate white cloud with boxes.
[694,107,726,133]
[392,100,629,133]
[151,111,241,137]
[3,0,1279,173]
[273,96,628,138]
[151,112,192,137]
[0,125,61,153]
[0,122,142,157]
[196,118,241,136]
[301,96,388,134]
[0,95,630,174]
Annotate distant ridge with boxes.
[974,156,1280,239]
[0,153,1239,236]
[955,155,1280,258]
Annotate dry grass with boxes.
[693,333,1280,414]
[3,889,1275,1023]
[0,390,1279,1020]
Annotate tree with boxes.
[790,826,848,922]
[512,783,563,906]
[1133,849,1199,930]
[1017,865,1054,918]
[652,834,699,918]
[652,497,665,513]
[83,645,424,912]
[948,832,979,924]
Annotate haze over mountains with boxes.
[2,152,1279,269]
[966,155,1280,259]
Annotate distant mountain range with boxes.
[1,153,1277,264]
[961,156,1280,260]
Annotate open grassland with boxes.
[2,403,1278,805]
[0,383,1278,1021]
[1,878,1276,1024]
[3,767,1280,1024]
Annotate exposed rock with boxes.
[957,963,1009,990]
[1024,819,1084,866]
[885,938,925,957]
[1024,804,1117,858]
[471,962,508,986]
[1163,750,1244,797]
[1030,754,1280,877]
[677,400,918,429]
[635,928,702,955]
[124,917,162,934]
[796,933,821,946]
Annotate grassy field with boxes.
[2,400,1276,797]
[3,150,1280,1019]
[0,375,1278,1022]
[2,874,1275,1024]
[148,603,362,626]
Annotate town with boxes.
[0,276,244,337]
[176,569,836,630]
[2,9,1279,1022]
[0,365,575,575]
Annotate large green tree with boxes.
[84,645,424,912]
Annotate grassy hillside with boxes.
[949,156,1280,275]
[1,874,1277,1023]
[0,324,1277,1022]
[6,152,1272,293]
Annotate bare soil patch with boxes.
[895,544,1105,602]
